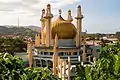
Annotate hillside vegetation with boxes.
[0,26,40,37]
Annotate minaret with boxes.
[67,10,73,22]
[35,32,40,46]
[45,4,53,47]
[27,40,32,67]
[40,9,46,44]
[75,5,83,47]
[53,34,58,75]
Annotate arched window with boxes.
[47,60,53,68]
[41,59,47,67]
[36,59,41,67]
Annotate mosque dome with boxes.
[51,15,76,39]
[43,10,76,39]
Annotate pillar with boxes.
[62,60,66,80]
[82,31,87,61]
[40,9,46,44]
[92,39,96,62]
[58,56,60,77]
[35,33,40,46]
[75,5,83,47]
[60,59,63,78]
[68,54,71,80]
[53,34,58,75]
[27,41,32,67]
[45,4,53,47]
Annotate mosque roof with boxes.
[43,10,76,39]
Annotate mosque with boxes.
[27,4,101,79]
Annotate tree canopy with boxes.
[0,38,27,53]
[75,42,120,80]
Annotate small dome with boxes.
[43,15,76,39]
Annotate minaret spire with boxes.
[75,5,84,47]
[45,4,53,47]
[77,5,82,17]
[42,9,45,17]
[40,9,46,44]
[67,9,73,22]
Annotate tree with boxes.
[0,38,27,53]
[0,53,60,80]
[74,41,120,80]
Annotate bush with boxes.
[74,42,120,80]
[0,53,59,80]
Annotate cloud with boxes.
[0,0,21,3]
[0,0,119,33]
[0,0,81,27]
[0,0,80,14]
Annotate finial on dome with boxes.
[59,9,62,15]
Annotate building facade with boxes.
[27,4,101,79]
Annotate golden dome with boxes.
[43,15,76,39]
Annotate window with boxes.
[36,59,41,67]
[41,60,47,67]
[50,52,53,55]
[96,49,100,52]
[47,60,53,68]
[59,52,64,56]
[38,51,40,54]
[44,52,48,55]
[74,52,77,55]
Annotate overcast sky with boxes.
[0,0,120,33]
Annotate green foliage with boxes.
[22,67,59,80]
[0,53,24,80]
[0,26,36,37]
[0,53,59,80]
[75,65,86,80]
[75,41,120,80]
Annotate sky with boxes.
[0,0,120,33]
